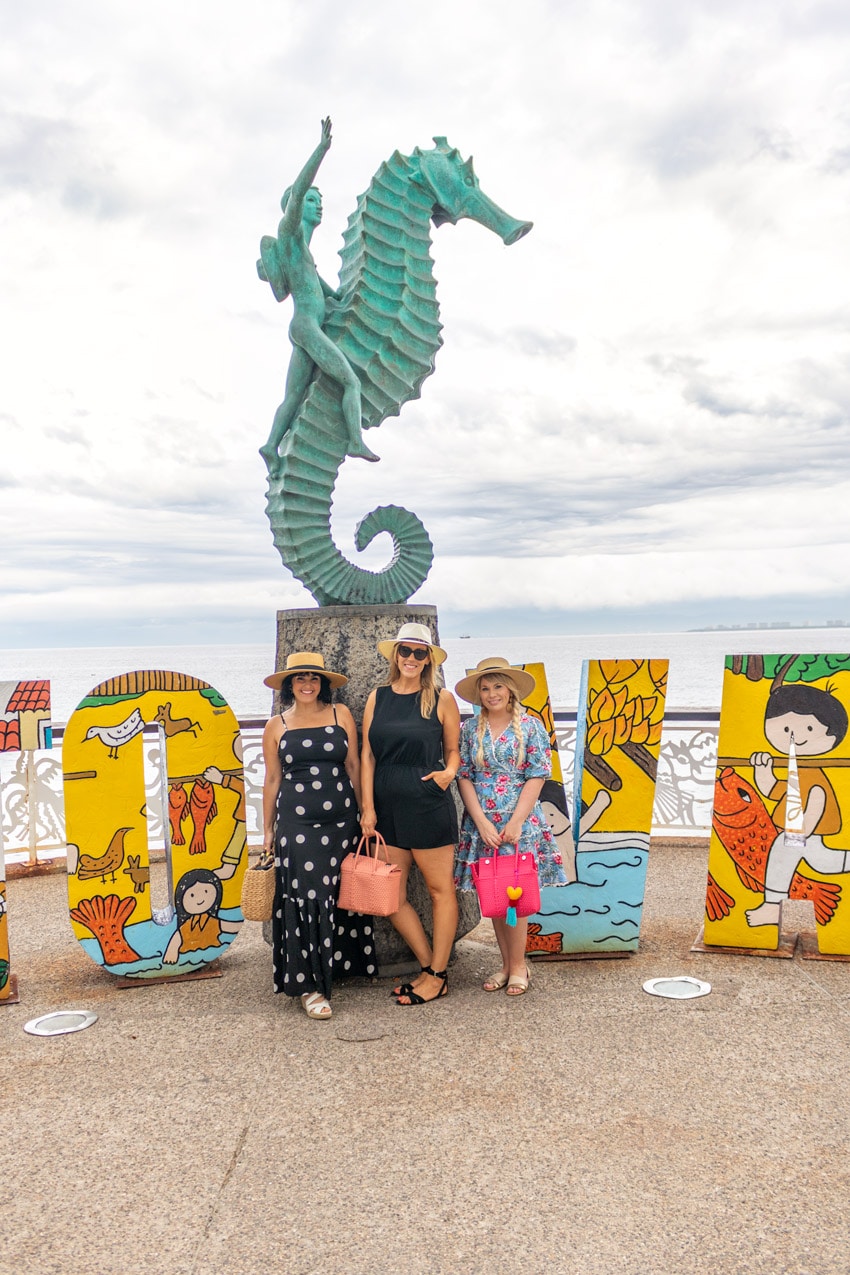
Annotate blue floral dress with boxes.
[454,713,568,890]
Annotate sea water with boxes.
[1,627,849,723]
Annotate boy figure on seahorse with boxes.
[746,683,850,927]
[257,116,378,471]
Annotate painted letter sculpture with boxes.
[258,118,532,606]
[63,671,246,980]
[703,652,850,958]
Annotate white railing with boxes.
[1,711,717,865]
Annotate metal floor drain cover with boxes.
[642,976,711,1000]
[24,1010,98,1037]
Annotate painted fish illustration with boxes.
[188,779,217,855]
[525,923,564,953]
[711,767,841,925]
[168,783,189,846]
[704,872,736,923]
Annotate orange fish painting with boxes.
[526,923,564,953]
[710,767,841,925]
[188,779,217,855]
[168,783,189,846]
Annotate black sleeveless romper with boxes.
[369,685,458,850]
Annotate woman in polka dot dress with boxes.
[262,652,376,1020]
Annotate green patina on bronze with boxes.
[258,120,532,607]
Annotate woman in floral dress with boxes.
[454,657,567,996]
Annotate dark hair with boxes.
[539,778,569,816]
[764,683,848,747]
[173,869,223,926]
[539,778,573,835]
[279,673,333,708]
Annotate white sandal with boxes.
[301,992,332,1019]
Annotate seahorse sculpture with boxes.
[259,135,532,606]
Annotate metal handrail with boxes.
[1,709,720,868]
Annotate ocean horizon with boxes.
[2,625,850,724]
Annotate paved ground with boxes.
[3,840,850,1275]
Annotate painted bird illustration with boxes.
[77,827,132,883]
[711,767,841,925]
[84,708,145,759]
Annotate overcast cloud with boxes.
[3,0,850,646]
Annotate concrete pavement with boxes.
[2,840,850,1275]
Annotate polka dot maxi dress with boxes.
[272,718,376,999]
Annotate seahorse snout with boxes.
[503,218,534,245]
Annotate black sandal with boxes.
[392,965,433,998]
[395,968,448,1006]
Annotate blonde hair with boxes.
[475,673,525,767]
[387,644,442,718]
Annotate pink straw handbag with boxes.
[338,832,402,917]
[471,844,540,927]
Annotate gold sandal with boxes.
[482,969,509,992]
[506,966,531,997]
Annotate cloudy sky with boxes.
[3,0,850,649]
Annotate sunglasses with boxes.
[397,644,430,662]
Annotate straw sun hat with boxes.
[263,651,348,691]
[454,656,537,705]
[376,622,447,665]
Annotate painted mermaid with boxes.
[258,116,378,470]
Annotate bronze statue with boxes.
[258,120,532,606]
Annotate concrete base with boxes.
[0,973,20,1005]
[269,603,480,968]
[690,924,798,958]
[798,930,850,961]
[114,961,223,988]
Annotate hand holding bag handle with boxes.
[471,842,540,926]
[338,831,403,916]
[240,848,276,922]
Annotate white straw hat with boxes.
[376,622,447,665]
[263,651,348,691]
[454,656,536,705]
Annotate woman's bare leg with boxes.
[493,916,529,993]
[384,844,433,969]
[395,845,457,1003]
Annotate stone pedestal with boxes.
[272,603,439,724]
[267,603,480,973]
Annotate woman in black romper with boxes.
[261,652,376,1020]
[360,623,460,1005]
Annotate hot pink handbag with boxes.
[471,844,540,927]
[338,832,402,917]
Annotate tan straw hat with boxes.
[263,651,348,691]
[454,656,536,705]
[376,622,447,665]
